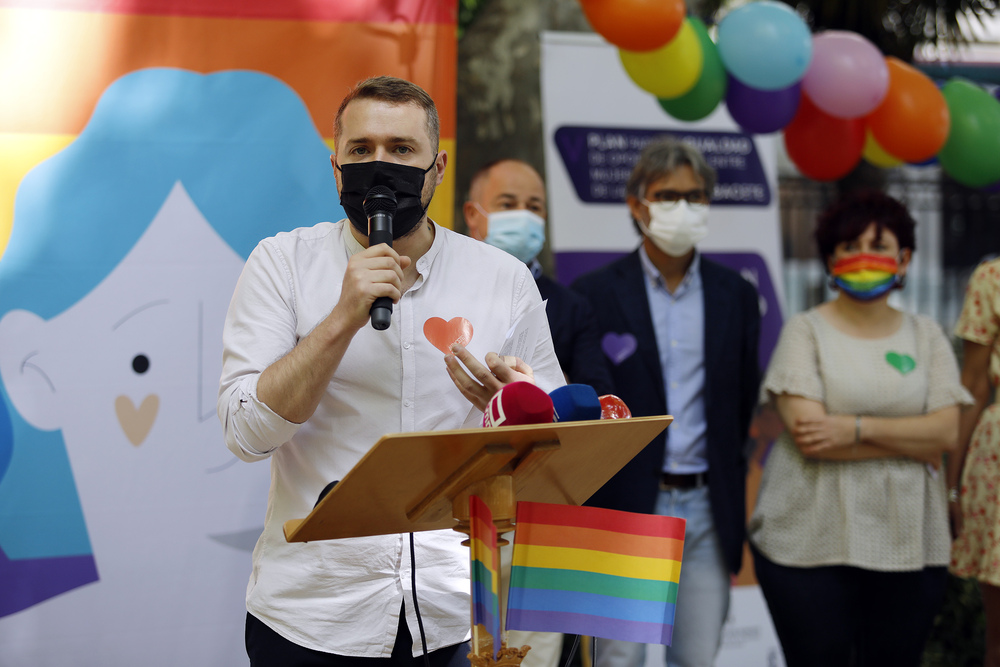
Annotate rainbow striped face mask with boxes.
[831,253,900,301]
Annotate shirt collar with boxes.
[340,218,445,282]
[343,222,366,256]
[638,244,701,294]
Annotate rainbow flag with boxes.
[507,501,685,645]
[469,495,501,658]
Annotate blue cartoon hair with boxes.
[0,68,341,566]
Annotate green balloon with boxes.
[658,17,727,122]
[938,78,1000,188]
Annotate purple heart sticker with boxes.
[602,332,637,366]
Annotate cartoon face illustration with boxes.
[0,182,270,662]
[0,68,342,665]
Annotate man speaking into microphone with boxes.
[218,76,564,667]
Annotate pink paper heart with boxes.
[423,317,474,354]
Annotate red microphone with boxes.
[483,381,554,427]
[599,394,632,419]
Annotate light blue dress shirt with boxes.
[638,246,708,474]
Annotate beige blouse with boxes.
[748,309,972,571]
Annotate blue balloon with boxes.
[718,1,812,90]
[726,76,801,134]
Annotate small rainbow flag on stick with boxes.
[469,495,502,658]
[506,501,685,645]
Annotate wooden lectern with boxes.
[282,415,672,665]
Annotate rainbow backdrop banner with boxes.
[0,0,458,262]
[469,495,501,658]
[507,501,685,645]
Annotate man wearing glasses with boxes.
[572,137,761,667]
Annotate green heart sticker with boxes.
[886,351,916,375]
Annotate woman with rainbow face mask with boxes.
[747,190,972,667]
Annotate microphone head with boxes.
[363,186,397,217]
[549,384,602,422]
[598,394,632,419]
[483,381,554,428]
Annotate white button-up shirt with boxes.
[218,220,563,656]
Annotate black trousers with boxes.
[245,607,471,667]
[751,544,947,667]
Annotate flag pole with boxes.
[464,485,531,667]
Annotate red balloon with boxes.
[867,57,949,163]
[784,93,865,181]
[599,395,632,420]
[579,0,685,52]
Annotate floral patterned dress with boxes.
[951,259,1000,585]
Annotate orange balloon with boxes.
[580,0,685,52]
[784,93,865,182]
[867,57,950,163]
[862,128,904,168]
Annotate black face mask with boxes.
[337,159,436,240]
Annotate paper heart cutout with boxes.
[885,351,916,375]
[602,332,638,366]
[115,394,159,446]
[424,317,474,354]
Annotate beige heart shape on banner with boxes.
[115,395,160,446]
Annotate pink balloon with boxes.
[802,31,888,119]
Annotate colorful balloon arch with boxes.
[578,0,1000,188]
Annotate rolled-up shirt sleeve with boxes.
[218,239,304,461]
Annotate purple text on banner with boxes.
[554,126,771,206]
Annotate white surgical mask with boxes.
[640,199,709,257]
[480,208,546,263]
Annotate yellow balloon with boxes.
[619,19,704,100]
[862,128,903,168]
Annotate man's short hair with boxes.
[625,136,717,200]
[334,76,440,152]
[466,158,539,202]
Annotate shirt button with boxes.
[404,400,411,407]
[403,342,411,349]
[671,340,678,347]
[671,381,679,389]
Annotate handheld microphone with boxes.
[363,186,397,331]
[598,394,632,419]
[549,384,602,422]
[483,381,554,428]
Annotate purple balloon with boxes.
[726,76,801,134]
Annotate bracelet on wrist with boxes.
[948,487,960,504]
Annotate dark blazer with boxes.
[536,274,615,396]
[571,250,761,574]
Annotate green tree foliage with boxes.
[782,0,998,60]
[458,0,486,37]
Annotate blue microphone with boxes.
[549,384,602,422]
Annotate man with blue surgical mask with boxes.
[572,137,760,667]
[463,159,614,667]
[464,159,613,396]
